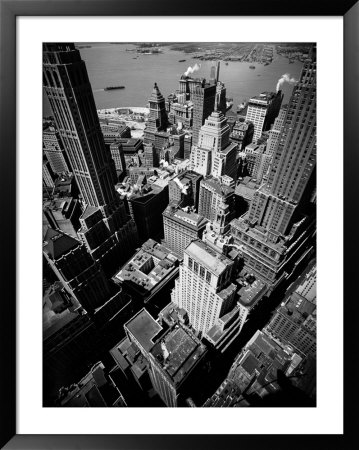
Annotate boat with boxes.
[104,86,125,91]
[249,65,256,69]
[178,59,186,62]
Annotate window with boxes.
[200,266,205,279]
[193,262,198,273]
[206,272,212,283]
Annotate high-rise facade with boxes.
[198,177,235,225]
[143,83,170,161]
[248,61,316,234]
[43,124,71,175]
[170,239,254,351]
[43,43,138,275]
[190,101,238,180]
[192,81,217,146]
[163,204,208,256]
[43,228,116,313]
[245,91,283,143]
[230,57,317,287]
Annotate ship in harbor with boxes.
[104,86,125,91]
[178,59,186,62]
[249,65,256,69]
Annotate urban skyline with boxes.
[43,42,316,407]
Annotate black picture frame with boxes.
[1,1,357,448]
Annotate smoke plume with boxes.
[276,73,298,92]
[184,63,201,77]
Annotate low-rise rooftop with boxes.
[125,308,163,352]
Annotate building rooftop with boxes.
[231,215,287,254]
[237,279,267,307]
[201,177,234,197]
[43,228,80,260]
[164,205,208,231]
[114,239,178,294]
[125,308,163,352]
[185,239,233,277]
[150,324,206,386]
[80,205,100,221]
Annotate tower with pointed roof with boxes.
[143,83,170,164]
[190,96,238,180]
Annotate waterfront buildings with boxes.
[43,43,139,276]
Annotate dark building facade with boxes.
[230,57,317,288]
[43,43,138,276]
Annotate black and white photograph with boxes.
[42,41,317,408]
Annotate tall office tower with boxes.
[249,60,316,234]
[230,57,317,288]
[266,105,288,158]
[192,80,217,146]
[43,43,138,275]
[110,142,126,179]
[43,124,71,175]
[163,204,208,257]
[170,239,254,351]
[124,308,207,407]
[198,177,235,223]
[245,90,283,143]
[183,134,192,160]
[143,82,170,159]
[128,182,169,243]
[191,99,238,180]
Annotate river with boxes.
[43,43,304,116]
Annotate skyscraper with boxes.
[248,60,316,234]
[192,80,217,146]
[143,82,170,162]
[43,43,138,275]
[230,57,316,287]
[245,91,283,143]
[190,98,238,180]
